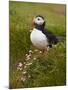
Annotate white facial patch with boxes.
[34,17,44,25]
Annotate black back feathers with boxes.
[42,28,59,45]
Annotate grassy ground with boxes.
[9,1,66,89]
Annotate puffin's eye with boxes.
[37,18,40,20]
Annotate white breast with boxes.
[30,28,49,50]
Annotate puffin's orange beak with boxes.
[30,20,35,31]
[32,20,35,28]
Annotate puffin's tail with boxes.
[48,36,65,48]
[56,36,65,42]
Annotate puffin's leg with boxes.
[41,49,47,54]
[40,47,49,54]
[42,49,45,53]
[46,46,50,52]
[44,46,49,55]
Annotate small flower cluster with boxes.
[25,50,33,61]
[17,62,23,71]
[17,49,37,82]
[17,48,47,82]
[17,61,32,82]
[16,48,50,82]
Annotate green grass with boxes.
[9,1,66,89]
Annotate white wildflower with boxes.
[21,77,26,82]
[33,57,36,60]
[26,57,31,61]
[26,54,31,60]
[18,62,23,67]
[26,62,32,66]
[39,51,42,53]
[17,67,22,71]
[22,71,27,74]
[25,54,28,56]
[34,49,38,52]
[29,50,33,54]
[30,30,32,32]
[24,65,27,69]
[27,54,31,58]
[29,50,32,53]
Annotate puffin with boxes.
[30,15,59,52]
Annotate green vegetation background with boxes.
[9,1,66,89]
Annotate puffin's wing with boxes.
[42,28,59,44]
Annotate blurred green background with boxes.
[9,1,66,89]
